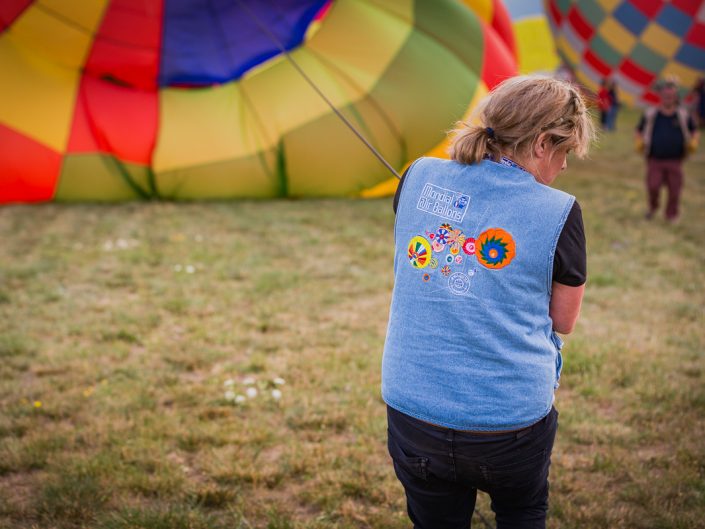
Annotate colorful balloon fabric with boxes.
[476,228,516,269]
[545,0,705,105]
[504,0,560,73]
[0,0,518,203]
[461,0,519,81]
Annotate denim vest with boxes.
[382,157,574,430]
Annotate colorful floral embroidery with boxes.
[462,238,476,255]
[476,228,516,269]
[447,229,465,245]
[408,236,432,269]
[432,240,445,253]
[435,227,450,245]
[410,221,515,296]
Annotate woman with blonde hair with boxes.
[382,75,595,528]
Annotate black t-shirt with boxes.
[637,111,696,159]
[393,169,586,286]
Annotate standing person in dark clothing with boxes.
[605,79,620,131]
[688,77,705,128]
[597,78,619,131]
[598,79,611,129]
[636,80,699,223]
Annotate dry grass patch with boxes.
[1,109,703,528]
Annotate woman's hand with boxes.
[550,281,585,334]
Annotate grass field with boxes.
[1,109,704,529]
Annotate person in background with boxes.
[606,79,620,131]
[636,80,699,223]
[598,78,619,131]
[383,76,595,529]
[687,77,705,128]
[598,79,611,129]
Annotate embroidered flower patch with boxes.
[476,228,516,269]
[435,227,450,245]
[462,238,476,255]
[407,223,516,295]
[432,240,446,253]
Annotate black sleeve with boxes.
[688,116,697,132]
[552,201,586,286]
[392,166,410,214]
[636,114,646,132]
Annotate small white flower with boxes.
[185,265,195,274]
[223,379,235,387]
[174,264,182,272]
[273,377,285,386]
[246,387,258,398]
[235,395,246,404]
[116,238,128,249]
[224,390,236,401]
[271,389,282,400]
[243,377,255,386]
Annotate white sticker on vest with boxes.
[417,183,470,223]
[447,272,471,295]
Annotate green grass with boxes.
[1,108,704,528]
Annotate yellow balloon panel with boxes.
[514,18,559,73]
[155,84,273,172]
[6,0,107,70]
[0,39,79,151]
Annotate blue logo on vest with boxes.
[417,183,470,223]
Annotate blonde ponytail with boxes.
[449,75,595,164]
[448,124,502,164]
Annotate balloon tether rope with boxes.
[235,0,402,180]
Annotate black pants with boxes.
[387,405,558,529]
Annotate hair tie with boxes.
[485,127,495,139]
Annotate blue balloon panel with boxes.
[159,0,329,86]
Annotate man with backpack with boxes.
[636,80,699,223]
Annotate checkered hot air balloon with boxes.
[0,0,518,203]
[545,0,705,105]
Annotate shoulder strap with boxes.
[642,107,658,150]
[676,107,691,142]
